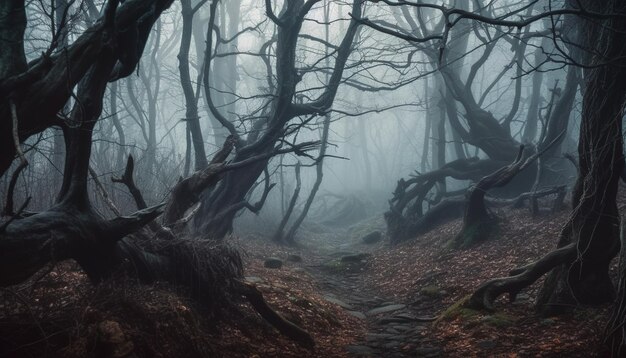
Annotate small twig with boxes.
[89,167,121,216]
[111,155,148,210]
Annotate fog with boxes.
[6,0,626,356]
[4,1,579,230]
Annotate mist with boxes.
[0,0,624,357]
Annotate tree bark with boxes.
[469,0,626,320]
[195,0,363,239]
[178,0,209,171]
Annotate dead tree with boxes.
[367,3,536,243]
[453,145,547,249]
[178,0,209,172]
[469,0,626,327]
[362,1,578,244]
[282,0,337,244]
[196,0,364,239]
[385,157,506,243]
[0,0,315,348]
[274,162,302,244]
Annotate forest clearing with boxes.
[1,0,626,357]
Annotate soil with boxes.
[0,202,615,357]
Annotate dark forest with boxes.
[1,0,626,357]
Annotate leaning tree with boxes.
[193,0,364,239]
[358,0,581,244]
[0,0,316,348]
[468,0,626,319]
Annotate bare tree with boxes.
[196,0,364,239]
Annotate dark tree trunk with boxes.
[420,76,431,173]
[535,0,626,315]
[178,0,208,171]
[522,45,546,144]
[386,157,506,243]
[195,0,363,239]
[454,146,545,249]
[469,0,626,319]
[385,5,534,244]
[274,162,301,243]
[0,1,27,80]
[0,3,316,346]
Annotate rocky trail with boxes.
[304,251,443,357]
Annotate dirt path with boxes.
[304,252,443,358]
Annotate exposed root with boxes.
[386,157,504,244]
[235,280,315,349]
[467,243,576,311]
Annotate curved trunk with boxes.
[194,155,270,238]
[194,0,363,239]
[468,0,626,321]
[536,0,626,315]
[178,0,208,171]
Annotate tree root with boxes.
[385,156,537,244]
[235,280,315,349]
[467,243,576,311]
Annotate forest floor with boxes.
[232,202,613,358]
[0,202,616,357]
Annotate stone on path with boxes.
[341,253,371,263]
[361,230,383,244]
[346,345,375,356]
[378,313,436,324]
[366,304,406,316]
[415,346,443,357]
[323,295,354,310]
[477,340,497,349]
[244,276,264,284]
[264,257,282,269]
[365,333,394,341]
[347,310,366,319]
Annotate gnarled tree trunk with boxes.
[469,0,626,320]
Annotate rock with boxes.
[477,340,497,350]
[392,313,414,320]
[324,295,354,310]
[264,257,282,269]
[329,250,355,258]
[419,285,442,297]
[385,327,400,334]
[362,230,383,244]
[378,313,436,324]
[365,333,394,341]
[392,324,411,331]
[347,310,366,319]
[339,244,351,251]
[540,318,556,325]
[341,253,372,263]
[415,347,443,357]
[367,304,406,316]
[383,340,401,349]
[286,254,302,262]
[346,345,375,356]
[276,310,303,326]
[244,276,264,284]
[480,313,516,327]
